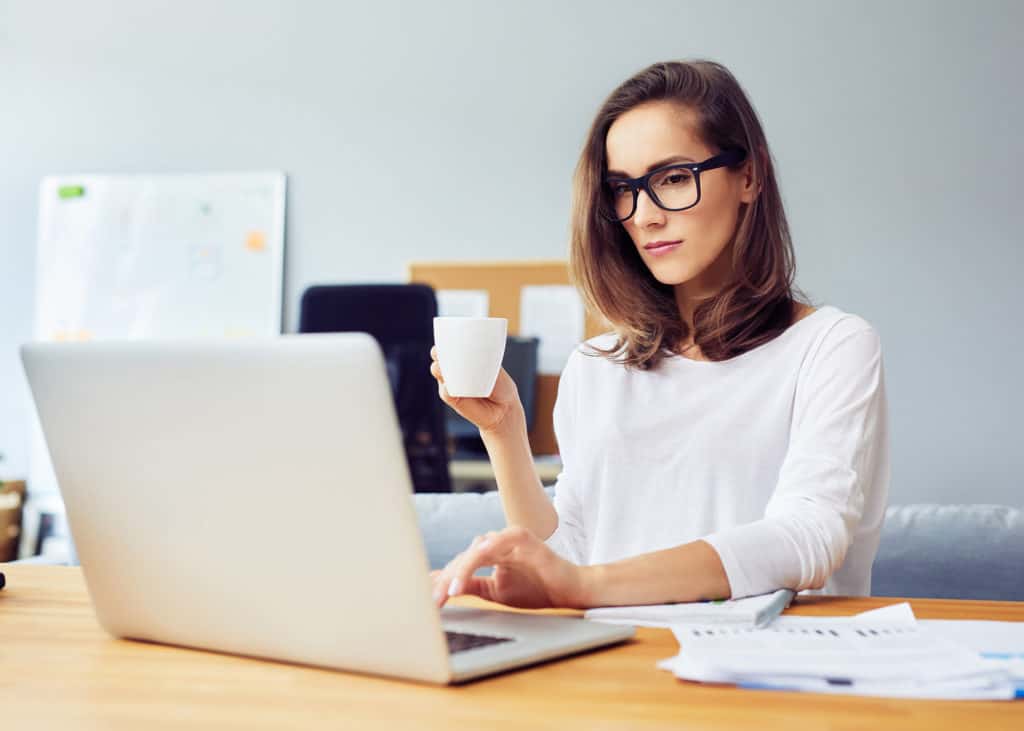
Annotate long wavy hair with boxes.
[570,59,811,370]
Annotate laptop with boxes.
[20,334,633,684]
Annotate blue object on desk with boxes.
[752,588,795,627]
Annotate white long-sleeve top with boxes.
[543,304,890,599]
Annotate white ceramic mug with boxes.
[433,317,508,398]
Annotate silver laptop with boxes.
[20,334,633,684]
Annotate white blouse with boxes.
[543,305,890,599]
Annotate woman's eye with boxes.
[664,173,692,185]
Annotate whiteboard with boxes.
[28,171,286,498]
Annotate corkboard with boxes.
[408,260,605,455]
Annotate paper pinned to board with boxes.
[436,289,489,318]
[519,285,585,374]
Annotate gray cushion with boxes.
[871,503,1024,601]
[413,491,510,571]
[413,493,1024,601]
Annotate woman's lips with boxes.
[644,240,683,256]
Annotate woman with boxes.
[429,59,889,609]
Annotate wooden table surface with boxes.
[2,564,1022,730]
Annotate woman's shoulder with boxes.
[802,305,884,373]
[809,304,881,347]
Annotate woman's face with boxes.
[604,100,755,299]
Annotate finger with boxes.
[459,575,497,602]
[429,361,444,384]
[433,536,483,606]
[433,572,450,607]
[447,532,515,600]
[435,535,488,605]
[438,382,462,407]
[430,345,438,360]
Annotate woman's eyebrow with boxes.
[606,155,697,178]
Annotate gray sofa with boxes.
[413,490,1024,602]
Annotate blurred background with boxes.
[1,0,1022,558]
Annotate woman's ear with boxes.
[738,146,766,204]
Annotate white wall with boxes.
[2,0,1022,506]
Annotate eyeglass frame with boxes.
[601,147,748,223]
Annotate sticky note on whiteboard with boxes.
[245,231,267,252]
[437,289,489,318]
[519,285,585,374]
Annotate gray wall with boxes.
[2,0,1022,506]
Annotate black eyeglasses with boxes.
[601,148,748,223]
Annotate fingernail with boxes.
[447,578,461,597]
[478,539,491,550]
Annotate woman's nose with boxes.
[632,189,665,227]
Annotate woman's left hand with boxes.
[431,527,589,610]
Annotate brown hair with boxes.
[569,59,810,369]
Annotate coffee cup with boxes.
[432,317,508,398]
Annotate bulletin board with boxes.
[408,260,606,456]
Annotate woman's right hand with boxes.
[430,346,523,436]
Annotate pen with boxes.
[0,571,5,590]
[753,589,795,628]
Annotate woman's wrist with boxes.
[576,564,607,608]
[478,404,527,444]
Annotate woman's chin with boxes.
[646,261,695,287]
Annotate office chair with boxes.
[299,284,452,493]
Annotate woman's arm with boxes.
[431,527,730,608]
[480,411,558,541]
[580,539,731,605]
[702,323,888,598]
[429,346,558,540]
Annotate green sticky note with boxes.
[58,185,85,199]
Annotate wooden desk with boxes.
[2,565,1022,729]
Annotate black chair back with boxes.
[299,284,451,492]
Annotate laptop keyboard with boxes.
[445,630,514,654]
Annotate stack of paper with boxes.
[584,589,794,628]
[659,604,1024,700]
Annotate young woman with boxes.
[429,60,889,609]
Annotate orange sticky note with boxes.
[245,231,267,253]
